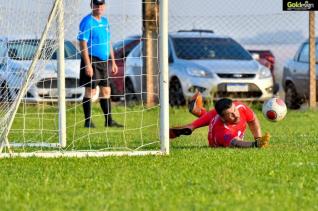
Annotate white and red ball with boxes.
[262,98,287,122]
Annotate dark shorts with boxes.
[79,56,109,89]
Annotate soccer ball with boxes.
[262,97,287,122]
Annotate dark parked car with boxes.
[248,50,275,73]
[248,50,278,93]
[108,35,141,101]
[282,38,318,109]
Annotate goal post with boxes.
[57,0,66,148]
[0,0,169,158]
[159,0,169,154]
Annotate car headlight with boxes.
[186,68,213,78]
[259,67,272,79]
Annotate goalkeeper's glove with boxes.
[254,132,271,148]
[169,125,193,139]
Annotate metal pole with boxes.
[57,0,66,147]
[159,0,169,154]
[309,11,316,109]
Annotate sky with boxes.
[76,0,282,16]
[0,0,313,43]
[75,0,309,42]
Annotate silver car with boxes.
[282,38,318,109]
[125,31,274,105]
[0,38,86,102]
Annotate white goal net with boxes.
[0,0,169,157]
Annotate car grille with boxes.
[217,73,255,79]
[215,83,262,98]
[36,78,78,89]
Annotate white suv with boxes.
[125,30,274,105]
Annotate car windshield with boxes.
[113,38,138,51]
[172,37,252,60]
[113,36,141,58]
[8,39,80,60]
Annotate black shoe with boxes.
[84,121,96,128]
[106,120,124,127]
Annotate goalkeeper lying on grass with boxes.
[170,92,270,148]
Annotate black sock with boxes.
[100,98,112,123]
[83,97,91,123]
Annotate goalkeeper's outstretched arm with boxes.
[230,139,257,148]
[170,109,214,139]
[230,132,270,148]
[169,124,194,139]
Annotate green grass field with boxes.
[0,104,318,210]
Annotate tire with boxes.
[169,77,185,106]
[110,83,121,102]
[0,80,12,102]
[125,78,138,103]
[285,83,301,109]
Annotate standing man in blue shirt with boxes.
[78,0,123,128]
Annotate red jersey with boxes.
[191,102,255,147]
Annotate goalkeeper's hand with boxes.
[169,124,193,139]
[255,132,271,148]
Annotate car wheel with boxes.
[0,80,12,102]
[125,78,138,103]
[285,83,301,109]
[110,83,121,102]
[169,78,185,106]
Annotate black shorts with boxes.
[79,56,109,88]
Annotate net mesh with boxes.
[0,0,161,156]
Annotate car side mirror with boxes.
[0,56,7,65]
[0,54,5,65]
[169,54,174,63]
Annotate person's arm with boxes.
[247,115,262,140]
[79,41,93,77]
[169,123,194,139]
[169,110,214,139]
[109,42,118,74]
[170,109,215,139]
[230,138,256,148]
[229,132,270,148]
